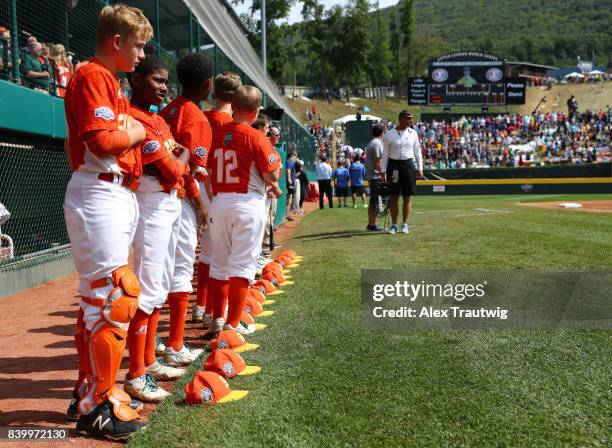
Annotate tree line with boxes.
[234,0,611,94]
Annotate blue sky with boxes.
[232,0,398,24]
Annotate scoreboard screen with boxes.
[428,82,506,105]
[427,52,507,106]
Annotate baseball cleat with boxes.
[213,318,225,333]
[76,400,145,441]
[191,304,205,323]
[164,345,200,366]
[124,373,170,403]
[202,313,214,330]
[146,358,185,381]
[387,224,399,234]
[66,389,81,421]
[223,323,251,335]
[401,223,410,234]
[155,333,166,355]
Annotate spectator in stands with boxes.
[349,150,367,207]
[295,160,309,213]
[286,151,297,221]
[316,156,333,209]
[333,159,350,207]
[23,41,51,92]
[51,44,72,97]
[0,27,12,77]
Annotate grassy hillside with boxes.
[405,0,611,67]
[286,84,612,126]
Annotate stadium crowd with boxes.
[325,109,611,170]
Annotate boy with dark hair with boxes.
[159,53,212,365]
[125,54,190,403]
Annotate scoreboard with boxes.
[428,82,506,105]
[408,52,526,106]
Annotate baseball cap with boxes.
[244,295,275,317]
[263,269,286,285]
[210,329,259,353]
[276,255,292,265]
[204,349,262,379]
[240,310,267,332]
[281,250,297,260]
[252,279,276,294]
[244,294,264,316]
[185,371,248,405]
[247,287,266,304]
[262,261,283,275]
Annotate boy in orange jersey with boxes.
[193,71,242,326]
[63,4,152,440]
[158,53,212,365]
[124,54,190,403]
[207,86,282,334]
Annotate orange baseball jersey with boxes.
[131,105,183,192]
[64,58,140,177]
[204,110,233,132]
[159,96,211,168]
[209,122,281,196]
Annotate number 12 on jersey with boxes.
[214,148,239,184]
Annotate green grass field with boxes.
[131,194,611,448]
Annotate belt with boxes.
[98,173,140,191]
[389,158,414,163]
[162,187,186,199]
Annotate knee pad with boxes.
[102,266,140,331]
[78,322,127,415]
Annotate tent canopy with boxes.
[183,0,308,132]
[333,114,383,125]
[564,72,584,78]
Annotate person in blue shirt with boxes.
[333,160,350,207]
[349,154,366,208]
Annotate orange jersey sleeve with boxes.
[160,97,212,168]
[253,131,282,175]
[132,106,182,191]
[64,59,138,176]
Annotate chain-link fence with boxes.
[0,0,315,270]
[0,135,71,267]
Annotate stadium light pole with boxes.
[261,0,268,107]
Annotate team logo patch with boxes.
[224,133,233,146]
[218,340,228,349]
[94,106,115,121]
[143,141,161,154]
[223,362,235,376]
[194,147,208,158]
[268,153,278,164]
[199,387,213,403]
